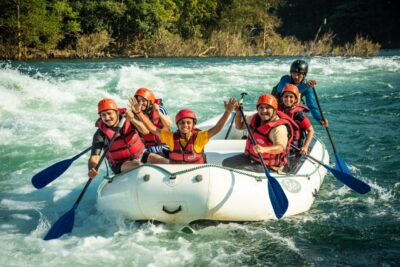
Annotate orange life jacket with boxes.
[244,111,297,167]
[97,109,145,165]
[169,128,206,164]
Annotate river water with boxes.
[1,53,399,266]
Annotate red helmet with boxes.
[98,98,118,113]
[175,109,197,124]
[257,94,278,110]
[281,84,300,102]
[134,87,156,105]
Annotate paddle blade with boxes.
[266,173,289,219]
[326,165,371,194]
[335,154,352,175]
[44,206,76,240]
[32,159,74,189]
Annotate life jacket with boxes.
[244,111,298,167]
[96,108,145,165]
[169,128,206,164]
[282,104,309,146]
[140,99,167,147]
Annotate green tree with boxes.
[0,0,64,58]
[175,0,218,39]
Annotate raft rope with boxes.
[103,137,327,183]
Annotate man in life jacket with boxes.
[135,98,237,164]
[279,84,314,155]
[222,94,297,173]
[88,98,169,179]
[130,87,171,158]
[271,59,328,127]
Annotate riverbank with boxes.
[1,31,381,60]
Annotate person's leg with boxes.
[120,159,142,173]
[146,152,169,164]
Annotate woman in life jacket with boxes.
[222,94,297,173]
[134,98,237,164]
[131,87,172,158]
[271,59,328,128]
[279,84,314,155]
[88,98,169,179]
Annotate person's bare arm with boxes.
[154,103,172,129]
[136,111,162,138]
[299,126,314,155]
[88,155,100,179]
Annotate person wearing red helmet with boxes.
[130,87,171,158]
[271,59,328,128]
[279,84,314,155]
[135,98,237,164]
[223,94,298,173]
[88,98,168,179]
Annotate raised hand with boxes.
[128,96,141,114]
[224,97,238,112]
[307,80,317,87]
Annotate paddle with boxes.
[291,145,371,194]
[311,87,352,175]
[225,92,247,139]
[44,117,126,240]
[31,147,92,189]
[237,106,288,219]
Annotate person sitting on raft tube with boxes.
[271,59,328,127]
[279,84,314,155]
[88,98,169,179]
[133,97,237,164]
[222,94,298,173]
[132,87,171,158]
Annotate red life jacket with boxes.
[169,128,206,164]
[281,104,309,145]
[244,111,297,167]
[140,99,167,147]
[96,109,145,165]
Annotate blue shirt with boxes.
[275,75,322,122]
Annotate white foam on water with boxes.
[11,213,32,220]
[1,199,45,211]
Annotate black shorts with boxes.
[110,151,151,174]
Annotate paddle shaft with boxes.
[237,106,271,173]
[225,92,247,139]
[73,146,92,160]
[311,86,338,155]
[75,117,126,205]
[238,106,289,218]
[291,144,326,167]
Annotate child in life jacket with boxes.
[279,84,314,155]
[88,98,169,179]
[132,87,171,158]
[133,98,237,164]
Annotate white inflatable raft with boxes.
[97,112,329,223]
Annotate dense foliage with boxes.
[0,0,396,59]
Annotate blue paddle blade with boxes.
[32,158,74,189]
[44,206,76,240]
[266,172,289,219]
[326,164,371,194]
[335,154,352,175]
